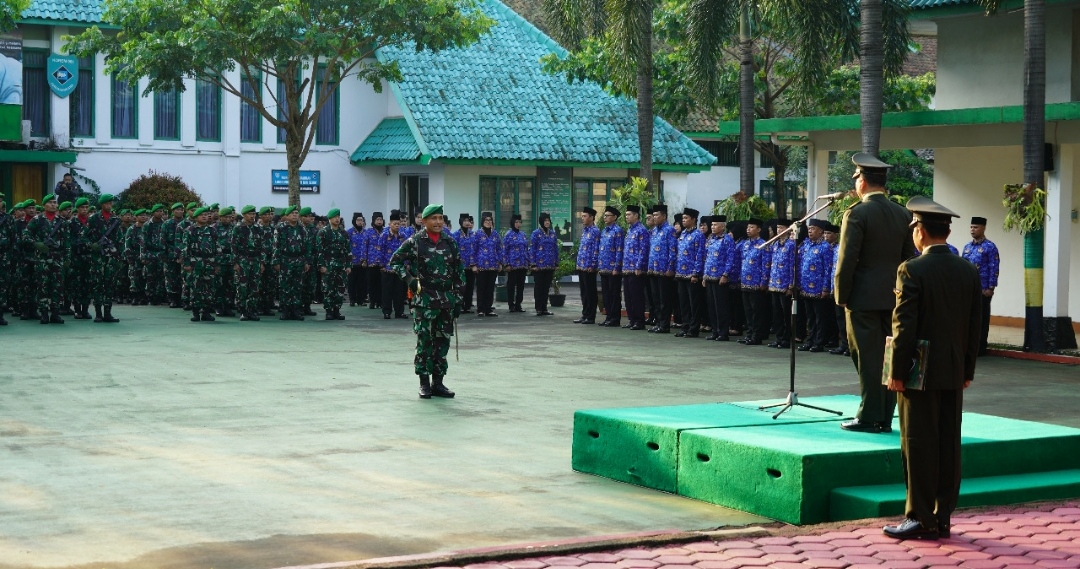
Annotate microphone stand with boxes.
[756,197,844,419]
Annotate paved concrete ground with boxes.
[1,290,1078,569]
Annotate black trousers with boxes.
[741,289,770,341]
[644,275,656,319]
[380,271,405,316]
[899,388,963,530]
[462,271,476,311]
[795,298,808,340]
[600,272,622,323]
[847,308,896,424]
[347,264,366,304]
[649,274,677,328]
[729,285,745,333]
[771,291,793,343]
[578,270,598,319]
[506,268,526,310]
[807,297,837,348]
[980,295,991,353]
[834,303,847,348]
[367,266,382,307]
[623,274,646,325]
[533,269,554,312]
[705,282,731,337]
[476,270,497,313]
[677,279,705,334]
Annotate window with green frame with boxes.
[276,73,300,144]
[111,69,137,139]
[572,177,627,239]
[70,56,94,137]
[239,73,261,143]
[195,77,221,141]
[479,176,535,234]
[153,89,180,140]
[22,50,49,137]
[314,65,339,145]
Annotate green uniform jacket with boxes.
[834,193,918,311]
[388,231,465,310]
[890,245,982,389]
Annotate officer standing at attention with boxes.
[232,205,264,321]
[597,206,624,327]
[961,216,999,355]
[647,205,678,333]
[882,196,981,541]
[530,212,559,316]
[674,208,705,338]
[86,194,123,323]
[502,214,529,313]
[388,204,465,399]
[317,208,352,320]
[835,153,918,433]
[575,207,600,324]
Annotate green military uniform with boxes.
[883,197,981,540]
[161,203,188,307]
[23,194,67,323]
[316,208,351,320]
[124,211,147,303]
[66,198,94,318]
[273,206,310,320]
[0,194,17,325]
[178,203,197,308]
[142,204,167,304]
[835,153,917,432]
[85,194,124,322]
[300,207,318,316]
[215,207,236,316]
[257,208,278,315]
[182,207,220,321]
[15,201,37,320]
[232,206,263,321]
[115,211,133,303]
[388,204,465,398]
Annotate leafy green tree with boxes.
[0,0,28,33]
[68,0,492,206]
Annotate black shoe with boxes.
[715,335,730,341]
[50,310,65,324]
[325,312,336,320]
[241,313,252,321]
[431,376,455,398]
[395,313,409,319]
[200,310,215,322]
[293,308,304,321]
[809,345,825,353]
[485,311,498,317]
[598,320,618,327]
[580,319,595,324]
[304,306,317,316]
[619,322,631,328]
[883,518,939,541]
[369,304,379,309]
[93,305,103,323]
[461,309,474,314]
[798,344,812,351]
[829,346,848,355]
[629,323,645,331]
[706,333,719,341]
[775,342,790,349]
[103,306,119,323]
[768,341,780,348]
[419,375,432,399]
[192,312,203,322]
[336,311,345,320]
[841,418,887,433]
[938,516,951,538]
[539,311,554,316]
[476,312,485,318]
[573,318,587,324]
[383,314,391,319]
[645,317,656,326]
[744,338,762,345]
[250,312,261,321]
[40,311,50,324]
[647,326,659,333]
[654,327,670,334]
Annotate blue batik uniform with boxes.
[502,229,530,269]
[400,226,416,240]
[827,242,839,295]
[472,229,502,270]
[363,227,382,267]
[675,227,705,279]
[728,239,743,286]
[963,239,1000,289]
[377,228,406,270]
[798,238,833,298]
[530,228,558,269]
[577,225,600,271]
[767,239,796,292]
[622,222,648,272]
[703,233,736,281]
[348,227,367,265]
[647,222,677,274]
[947,243,959,255]
[739,238,770,290]
[598,224,624,273]
[452,228,475,267]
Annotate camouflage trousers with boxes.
[412,306,455,376]
[117,260,131,300]
[35,254,64,314]
[235,258,261,315]
[189,259,215,311]
[67,255,92,305]
[19,258,35,309]
[0,252,10,307]
[144,256,165,300]
[216,263,236,309]
[278,259,306,309]
[322,265,347,312]
[127,258,145,297]
[165,257,183,295]
[260,266,278,310]
[91,255,121,306]
[181,261,193,304]
[302,268,317,307]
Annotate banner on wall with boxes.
[0,29,22,105]
[537,167,573,244]
[271,169,321,193]
[47,54,79,98]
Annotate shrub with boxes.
[117,170,202,210]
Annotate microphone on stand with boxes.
[817,191,849,201]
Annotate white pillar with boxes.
[94,53,110,145]
[1045,144,1074,318]
[180,77,195,148]
[138,78,153,146]
[812,148,830,214]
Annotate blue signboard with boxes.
[47,54,79,98]
[271,170,320,193]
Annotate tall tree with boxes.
[69,0,492,206]
[1,0,28,33]
[860,0,911,155]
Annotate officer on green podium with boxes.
[388,204,465,399]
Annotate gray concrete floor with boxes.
[1,291,1077,569]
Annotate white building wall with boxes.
[685,163,772,215]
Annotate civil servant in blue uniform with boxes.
[621,205,649,330]
[530,212,558,316]
[767,218,796,348]
[674,208,706,337]
[597,206,624,327]
[575,207,600,324]
[503,214,530,313]
[647,204,678,333]
[739,217,771,345]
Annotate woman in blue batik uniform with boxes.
[472,212,503,316]
[530,212,559,315]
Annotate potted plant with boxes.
[549,244,576,308]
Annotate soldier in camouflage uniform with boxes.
[179,202,198,309]
[56,201,75,315]
[183,207,221,322]
[161,203,187,308]
[141,204,167,305]
[316,208,352,320]
[274,206,310,320]
[0,194,17,325]
[257,207,278,315]
[116,210,135,303]
[299,207,319,316]
[388,204,465,399]
[124,209,148,304]
[231,205,263,321]
[213,207,237,316]
[24,194,67,324]
[66,198,94,319]
[85,194,123,323]
[16,200,38,320]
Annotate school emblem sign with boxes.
[47,54,79,98]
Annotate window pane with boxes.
[240,77,260,143]
[154,90,179,139]
[196,78,220,141]
[70,57,94,137]
[276,79,287,143]
[517,179,534,234]
[315,67,338,145]
[497,178,516,232]
[22,52,48,137]
[479,177,497,216]
[111,75,136,138]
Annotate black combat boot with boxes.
[335,310,345,321]
[249,311,261,321]
[40,308,50,324]
[93,304,104,323]
[418,375,432,399]
[103,305,119,323]
[294,307,305,321]
[169,293,182,309]
[72,303,84,319]
[0,305,7,325]
[240,312,252,321]
[191,310,202,322]
[79,304,92,320]
[60,303,74,316]
[201,309,215,322]
[279,308,291,320]
[431,376,455,398]
[325,310,335,320]
[50,309,65,324]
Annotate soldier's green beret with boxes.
[193,207,209,218]
[24,199,36,207]
[42,193,57,204]
[150,204,164,213]
[171,202,184,210]
[98,193,115,205]
[299,207,313,216]
[133,209,147,216]
[186,201,198,210]
[281,205,296,216]
[120,209,131,216]
[58,201,73,211]
[75,197,89,208]
[258,206,273,215]
[327,208,340,219]
[422,204,443,219]
[219,206,235,216]
[241,205,256,214]
[208,202,219,210]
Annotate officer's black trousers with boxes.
[600,273,622,323]
[578,270,597,319]
[677,279,705,334]
[506,268,526,310]
[705,281,731,337]
[533,269,554,312]
[623,274,646,325]
[806,297,837,348]
[899,387,963,531]
[348,263,366,304]
[741,289,770,341]
[367,266,382,307]
[771,291,792,343]
[380,271,405,317]
[649,275,676,328]
[476,270,497,313]
[462,271,476,311]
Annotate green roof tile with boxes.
[22,0,104,23]
[375,0,715,168]
[351,118,424,164]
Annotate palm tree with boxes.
[860,0,915,155]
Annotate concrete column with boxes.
[49,27,70,148]
[138,78,153,146]
[223,69,241,158]
[812,148,830,211]
[94,53,110,145]
[1046,144,1074,317]
[181,77,195,147]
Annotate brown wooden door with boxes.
[12,163,44,204]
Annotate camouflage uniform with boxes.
[17,213,36,318]
[178,217,194,306]
[183,222,220,319]
[231,220,263,319]
[141,218,167,303]
[273,221,309,319]
[161,215,186,306]
[124,222,146,302]
[24,210,67,320]
[257,219,278,314]
[67,215,94,315]
[0,206,16,323]
[85,211,124,321]
[388,227,465,389]
[301,220,318,314]
[215,220,236,315]
[116,220,133,303]
[316,224,351,318]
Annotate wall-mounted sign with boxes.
[271,169,320,193]
[0,30,23,105]
[47,54,79,98]
[537,166,573,243]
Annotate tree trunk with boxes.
[738,5,755,195]
[1022,0,1047,352]
[286,127,303,207]
[860,0,884,156]
[636,8,654,195]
